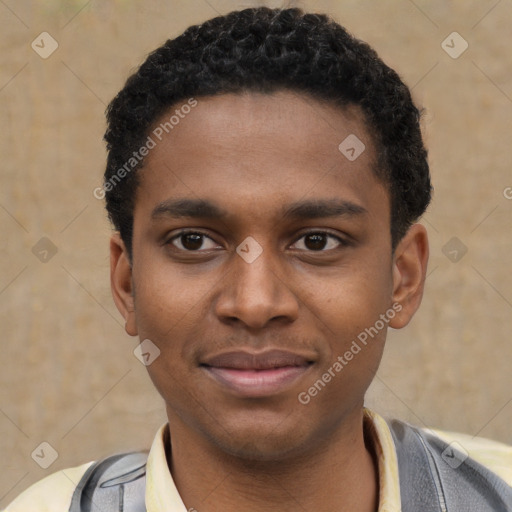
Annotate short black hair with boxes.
[103,7,431,258]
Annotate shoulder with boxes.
[2,461,94,512]
[426,427,512,486]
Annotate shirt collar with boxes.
[363,407,402,511]
[145,408,401,511]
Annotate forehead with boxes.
[135,91,389,226]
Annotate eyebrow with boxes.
[152,198,228,220]
[281,198,367,220]
[151,198,367,221]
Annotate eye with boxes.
[291,232,347,252]
[167,231,220,251]
[166,230,348,253]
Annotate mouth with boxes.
[200,349,315,398]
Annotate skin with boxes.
[110,90,429,512]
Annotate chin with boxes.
[214,432,307,462]
[202,412,317,463]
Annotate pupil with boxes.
[182,233,203,250]
[305,234,326,250]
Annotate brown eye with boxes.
[292,232,346,252]
[168,231,219,251]
[304,233,328,251]
[180,233,204,250]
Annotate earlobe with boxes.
[389,223,429,329]
[110,233,138,336]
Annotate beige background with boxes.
[1,0,511,503]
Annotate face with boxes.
[111,90,428,461]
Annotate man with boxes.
[5,6,512,512]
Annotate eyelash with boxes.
[166,229,349,253]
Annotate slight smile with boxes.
[201,349,315,398]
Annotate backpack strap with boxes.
[388,419,512,511]
[68,451,148,512]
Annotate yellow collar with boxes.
[144,408,401,511]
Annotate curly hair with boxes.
[103,7,431,258]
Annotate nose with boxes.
[213,243,300,330]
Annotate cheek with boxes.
[131,255,214,343]
[296,252,392,402]
[298,276,390,413]
[131,271,203,405]
[302,256,394,341]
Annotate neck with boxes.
[165,409,379,512]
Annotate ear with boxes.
[389,223,429,329]
[110,233,138,336]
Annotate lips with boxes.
[202,350,312,370]
[201,349,314,397]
